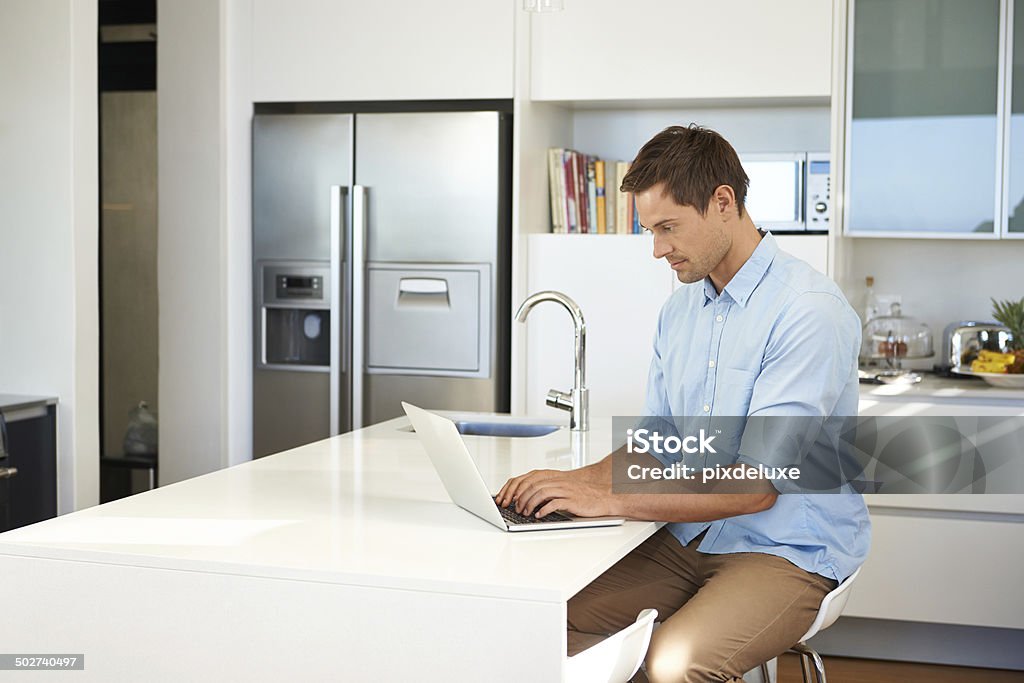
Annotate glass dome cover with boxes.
[861,302,934,361]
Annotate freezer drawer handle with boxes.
[0,467,17,480]
[397,278,450,308]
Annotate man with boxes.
[497,125,870,683]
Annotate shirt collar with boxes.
[702,232,778,308]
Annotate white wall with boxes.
[0,0,99,513]
[841,238,1024,368]
[571,106,832,162]
[225,0,254,467]
[158,0,253,484]
[509,6,574,414]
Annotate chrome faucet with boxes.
[515,291,589,431]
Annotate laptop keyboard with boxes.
[494,498,572,525]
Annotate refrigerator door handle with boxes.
[351,184,368,430]
[397,278,451,308]
[398,278,449,295]
[329,185,347,436]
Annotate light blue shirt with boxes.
[643,233,870,582]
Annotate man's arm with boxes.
[495,294,777,523]
[496,448,777,522]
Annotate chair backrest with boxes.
[796,567,861,644]
[565,608,658,683]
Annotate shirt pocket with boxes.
[715,367,758,416]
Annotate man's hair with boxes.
[620,124,750,217]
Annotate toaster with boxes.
[940,321,1013,372]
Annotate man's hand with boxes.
[497,453,778,524]
[497,466,616,519]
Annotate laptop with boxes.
[402,402,625,532]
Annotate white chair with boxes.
[745,567,862,683]
[565,608,658,683]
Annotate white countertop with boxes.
[0,414,657,603]
[859,374,1024,403]
[0,393,58,414]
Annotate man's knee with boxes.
[567,589,637,637]
[566,591,604,634]
[643,631,724,683]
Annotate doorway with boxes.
[98,0,158,502]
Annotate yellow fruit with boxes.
[971,359,1010,373]
[978,350,1015,364]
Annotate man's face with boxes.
[634,183,731,284]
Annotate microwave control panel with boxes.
[805,153,831,229]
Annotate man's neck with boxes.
[708,220,764,294]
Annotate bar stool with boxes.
[745,567,862,683]
[565,608,658,683]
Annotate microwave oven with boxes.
[739,152,830,233]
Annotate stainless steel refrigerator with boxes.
[252,109,511,457]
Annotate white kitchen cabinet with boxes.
[772,234,829,275]
[849,385,1024,629]
[843,0,1011,238]
[251,0,514,102]
[844,513,1024,629]
[858,384,1024,505]
[1005,0,1024,238]
[524,234,673,420]
[529,0,832,102]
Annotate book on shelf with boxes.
[603,160,615,234]
[582,153,590,233]
[615,161,630,234]
[547,148,632,235]
[566,150,577,233]
[589,154,598,234]
[547,148,565,233]
[572,151,585,233]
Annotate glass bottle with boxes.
[863,276,879,325]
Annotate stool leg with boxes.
[806,649,826,683]
[759,659,773,683]
[792,643,826,683]
[799,652,814,683]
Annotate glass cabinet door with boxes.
[846,0,1001,236]
[1008,0,1024,235]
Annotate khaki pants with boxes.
[567,528,837,683]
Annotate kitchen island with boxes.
[0,414,657,682]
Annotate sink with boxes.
[452,421,560,438]
[401,419,561,438]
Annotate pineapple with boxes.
[991,297,1024,374]
[992,297,1024,351]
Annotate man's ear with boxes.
[710,184,737,220]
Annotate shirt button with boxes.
[715,315,724,323]
[703,404,710,412]
[708,360,716,368]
